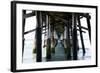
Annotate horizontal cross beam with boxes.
[79,13,91,19]
[77,25,88,30]
[24,28,47,35]
[24,29,36,34]
[24,11,35,18]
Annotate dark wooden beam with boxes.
[24,11,35,18]
[77,16,86,56]
[46,15,51,60]
[23,27,87,35]
[51,23,55,53]
[24,28,47,35]
[36,11,42,62]
[72,13,78,60]
[86,14,91,42]
[57,16,68,23]
[24,29,36,34]
[22,10,26,61]
[66,17,71,60]
[77,29,86,33]
[77,25,88,30]
[52,15,89,31]
[79,13,91,19]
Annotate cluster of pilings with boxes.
[22,10,91,62]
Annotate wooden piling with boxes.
[22,10,26,61]
[86,14,91,42]
[46,15,51,60]
[36,11,42,62]
[77,15,86,56]
[72,13,78,60]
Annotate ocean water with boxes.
[23,39,91,63]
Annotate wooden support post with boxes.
[86,14,91,42]
[36,11,42,62]
[51,23,55,53]
[64,26,67,54]
[46,15,51,60]
[66,17,71,60]
[77,16,86,56]
[72,13,78,60]
[22,10,26,61]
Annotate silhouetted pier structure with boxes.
[22,10,91,62]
